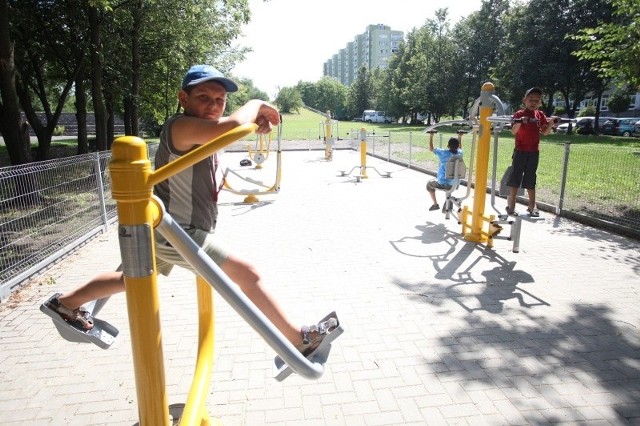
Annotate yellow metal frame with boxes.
[463,82,494,243]
[247,133,271,169]
[324,110,333,161]
[110,123,256,426]
[359,129,368,179]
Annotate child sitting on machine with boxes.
[426,136,463,211]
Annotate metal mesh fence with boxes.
[0,152,115,297]
[1,134,638,299]
[363,130,640,235]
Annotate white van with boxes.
[362,110,394,123]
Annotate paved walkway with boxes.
[1,149,639,425]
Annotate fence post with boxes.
[408,132,413,169]
[387,131,392,162]
[557,143,571,215]
[94,152,109,232]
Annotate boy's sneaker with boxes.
[44,293,94,331]
[429,204,440,211]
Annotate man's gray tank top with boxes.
[154,114,218,232]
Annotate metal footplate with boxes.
[273,311,344,381]
[40,293,119,350]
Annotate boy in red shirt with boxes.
[506,87,557,217]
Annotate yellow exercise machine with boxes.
[322,110,335,161]
[42,124,343,425]
[459,82,544,252]
[339,128,392,181]
[247,132,271,169]
[222,121,283,203]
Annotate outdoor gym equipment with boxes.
[41,292,118,349]
[247,132,271,169]
[222,120,283,203]
[41,123,343,425]
[339,128,392,181]
[321,110,336,161]
[453,83,556,252]
[423,124,476,222]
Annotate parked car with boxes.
[555,119,577,134]
[635,119,640,136]
[573,116,615,135]
[601,117,639,137]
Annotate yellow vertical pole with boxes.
[110,136,170,426]
[324,110,333,161]
[180,276,215,425]
[359,127,368,178]
[464,82,495,243]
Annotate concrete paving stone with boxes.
[362,411,407,426]
[419,406,450,424]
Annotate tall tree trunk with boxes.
[0,0,32,165]
[106,99,114,149]
[75,74,89,154]
[129,0,142,136]
[88,6,107,151]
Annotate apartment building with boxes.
[323,24,404,86]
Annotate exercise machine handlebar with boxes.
[423,119,471,133]
[487,115,574,124]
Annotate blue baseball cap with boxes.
[181,65,238,92]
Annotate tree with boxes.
[228,77,269,114]
[0,0,32,165]
[11,0,87,160]
[274,87,303,113]
[347,66,373,118]
[607,90,632,116]
[453,0,509,118]
[573,0,640,89]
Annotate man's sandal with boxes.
[44,293,94,331]
[506,207,518,216]
[296,317,339,356]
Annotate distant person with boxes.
[426,136,463,211]
[506,87,557,217]
[44,64,334,355]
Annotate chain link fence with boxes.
[358,129,640,236]
[1,133,638,300]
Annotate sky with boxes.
[231,0,484,98]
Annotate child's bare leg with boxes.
[527,188,536,210]
[220,255,301,346]
[507,186,518,210]
[58,271,125,310]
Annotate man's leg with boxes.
[220,255,303,346]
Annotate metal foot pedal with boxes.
[273,311,344,381]
[40,293,119,350]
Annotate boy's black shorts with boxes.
[507,150,539,190]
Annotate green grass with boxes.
[4,111,639,210]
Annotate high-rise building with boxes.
[323,24,404,86]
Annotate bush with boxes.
[578,105,596,117]
[53,125,65,136]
